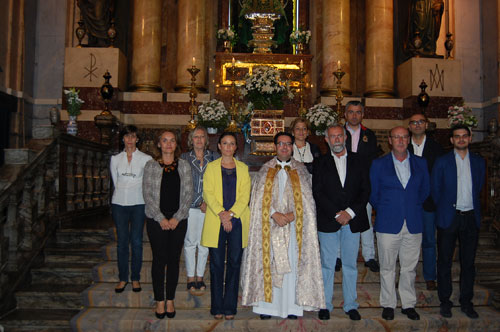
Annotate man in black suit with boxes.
[407,113,444,291]
[313,124,371,321]
[343,100,380,273]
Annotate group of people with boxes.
[109,100,485,322]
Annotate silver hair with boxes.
[187,126,209,150]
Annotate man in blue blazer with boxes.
[370,126,430,321]
[432,124,485,319]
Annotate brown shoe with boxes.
[426,280,437,291]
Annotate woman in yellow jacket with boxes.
[201,132,251,320]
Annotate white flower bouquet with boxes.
[240,66,292,110]
[64,87,84,116]
[448,105,478,128]
[217,27,236,42]
[305,104,338,133]
[197,99,230,130]
[289,29,311,44]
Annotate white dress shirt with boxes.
[455,150,474,211]
[411,135,426,157]
[110,149,152,206]
[392,151,411,189]
[346,124,361,152]
[331,150,355,219]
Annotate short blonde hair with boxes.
[187,126,209,150]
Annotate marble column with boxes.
[175,0,206,92]
[365,0,394,98]
[321,0,351,96]
[130,0,162,92]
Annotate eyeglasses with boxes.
[276,142,293,147]
[409,120,426,126]
[390,135,410,140]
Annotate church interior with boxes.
[1,0,500,331]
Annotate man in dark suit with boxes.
[370,126,430,321]
[343,100,380,273]
[407,113,444,291]
[313,124,371,321]
[432,124,485,319]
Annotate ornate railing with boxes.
[0,134,110,313]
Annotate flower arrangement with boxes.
[305,103,338,134]
[197,99,230,130]
[64,88,84,116]
[240,66,293,110]
[289,29,311,45]
[217,27,237,44]
[448,105,478,128]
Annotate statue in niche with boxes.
[405,0,444,57]
[77,0,114,47]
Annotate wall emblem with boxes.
[83,53,98,82]
[429,64,444,91]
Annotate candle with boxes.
[337,60,341,70]
[232,57,235,66]
[192,57,196,67]
[300,59,303,70]
[445,0,450,34]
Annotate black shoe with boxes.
[364,259,380,272]
[166,311,176,318]
[345,309,361,321]
[318,309,330,320]
[461,306,479,319]
[287,315,297,319]
[382,307,394,320]
[335,258,342,272]
[114,281,128,293]
[401,308,420,320]
[426,280,437,291]
[187,282,196,290]
[260,314,271,320]
[440,305,452,318]
[155,311,166,319]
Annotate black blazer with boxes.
[345,125,378,167]
[408,135,444,211]
[313,152,371,233]
[293,141,322,174]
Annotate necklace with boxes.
[159,160,177,173]
[295,144,306,162]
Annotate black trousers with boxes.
[437,212,478,309]
[146,218,188,301]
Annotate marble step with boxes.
[81,282,491,309]
[44,245,105,264]
[70,306,500,332]
[92,260,462,284]
[0,308,77,331]
[30,262,96,285]
[53,229,111,245]
[16,284,89,310]
[478,233,497,246]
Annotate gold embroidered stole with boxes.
[261,164,304,302]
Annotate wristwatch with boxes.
[229,212,234,217]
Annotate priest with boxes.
[240,132,325,319]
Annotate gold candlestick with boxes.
[333,65,345,118]
[184,64,200,132]
[225,58,240,132]
[298,60,307,117]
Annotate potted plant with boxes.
[290,29,311,54]
[63,87,84,136]
[448,105,478,129]
[240,66,293,110]
[305,103,338,135]
[216,27,237,52]
[197,99,230,133]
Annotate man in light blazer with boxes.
[313,124,371,321]
[370,126,430,321]
[432,124,485,319]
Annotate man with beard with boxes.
[313,124,371,321]
[240,132,325,319]
[370,126,430,321]
[432,124,485,319]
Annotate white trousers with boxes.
[377,222,422,309]
[360,203,375,261]
[184,208,209,277]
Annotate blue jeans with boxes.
[422,210,437,281]
[319,226,360,312]
[111,204,145,282]
[209,220,243,316]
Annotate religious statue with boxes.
[77,0,113,47]
[405,0,444,57]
